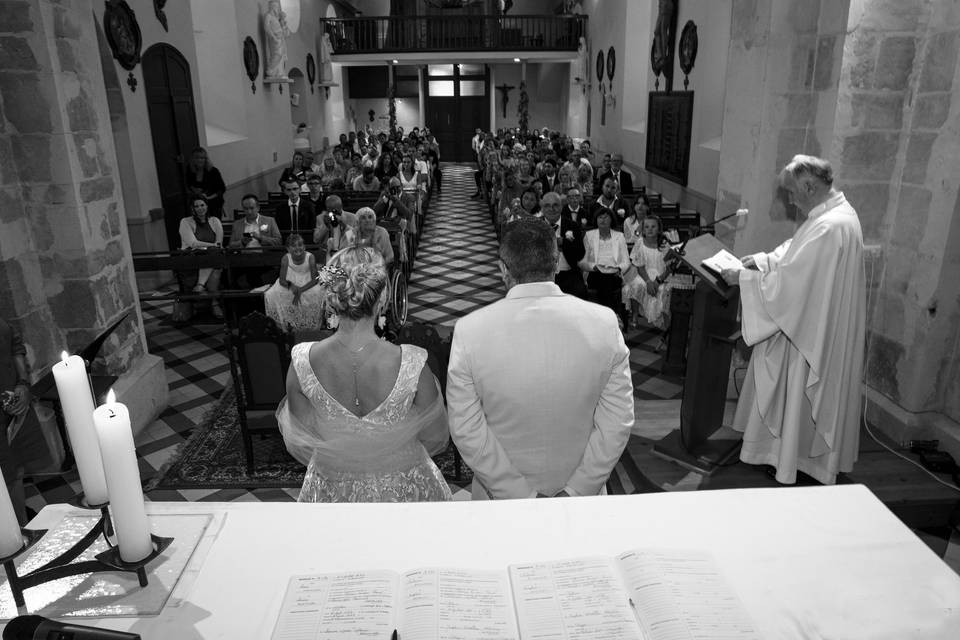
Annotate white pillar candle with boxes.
[92,390,152,563]
[0,467,23,558]
[51,353,108,505]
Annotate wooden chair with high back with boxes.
[396,322,463,482]
[227,311,291,473]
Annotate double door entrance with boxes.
[423,64,489,162]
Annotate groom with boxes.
[446,218,635,499]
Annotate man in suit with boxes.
[561,187,588,228]
[597,153,635,195]
[538,158,560,193]
[588,177,628,228]
[447,217,634,500]
[541,192,587,298]
[313,195,357,261]
[228,193,282,287]
[373,177,412,223]
[275,180,316,243]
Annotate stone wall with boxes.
[832,0,960,424]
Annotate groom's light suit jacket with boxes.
[446,281,635,499]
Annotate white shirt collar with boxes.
[807,191,846,221]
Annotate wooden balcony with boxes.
[321,14,587,55]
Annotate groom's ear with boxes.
[497,259,510,280]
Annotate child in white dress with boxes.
[264,234,324,331]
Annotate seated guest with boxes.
[596,152,612,180]
[264,233,324,331]
[305,174,324,209]
[185,147,226,218]
[354,207,394,268]
[344,153,363,188]
[352,164,381,192]
[278,151,308,189]
[318,156,344,191]
[277,246,452,502]
[276,179,316,242]
[496,170,525,225]
[308,151,323,175]
[541,192,587,298]
[178,196,224,318]
[362,144,380,168]
[520,187,541,217]
[624,213,675,331]
[622,197,648,253]
[398,154,424,198]
[576,163,595,198]
[538,158,560,193]
[314,195,357,260]
[375,152,399,182]
[579,208,631,327]
[563,187,589,228]
[515,157,536,190]
[373,178,412,224]
[598,153,634,194]
[588,177,628,229]
[228,193,282,287]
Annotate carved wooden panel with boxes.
[645,91,694,186]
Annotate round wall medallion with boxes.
[606,46,616,80]
[104,0,143,71]
[243,36,260,92]
[679,20,699,75]
[595,50,604,82]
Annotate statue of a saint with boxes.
[264,0,290,79]
[319,32,334,84]
[575,37,588,83]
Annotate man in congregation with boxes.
[228,194,282,287]
[276,179,316,242]
[314,195,357,259]
[721,154,865,485]
[541,192,587,298]
[447,218,634,500]
[598,153,634,194]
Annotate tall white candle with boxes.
[92,390,152,563]
[51,353,108,505]
[0,467,23,558]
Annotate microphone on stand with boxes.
[703,208,749,230]
[2,615,141,640]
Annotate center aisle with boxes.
[406,164,504,326]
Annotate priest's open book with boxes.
[700,249,744,278]
[270,549,758,639]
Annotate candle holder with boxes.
[1,498,173,609]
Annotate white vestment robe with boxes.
[734,192,866,484]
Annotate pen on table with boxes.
[628,597,643,629]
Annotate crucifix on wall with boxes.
[496,84,515,119]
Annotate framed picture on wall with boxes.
[645,91,694,186]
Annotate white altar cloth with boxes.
[3,485,958,639]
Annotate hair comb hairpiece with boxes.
[317,265,348,286]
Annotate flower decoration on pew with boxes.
[317,265,348,286]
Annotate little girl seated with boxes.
[264,234,325,331]
[623,215,677,332]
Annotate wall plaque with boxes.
[645,91,694,186]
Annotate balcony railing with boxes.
[321,15,587,54]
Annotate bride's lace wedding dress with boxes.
[277,342,452,502]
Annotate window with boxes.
[459,81,485,96]
[428,65,455,76]
[429,80,455,97]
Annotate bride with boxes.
[277,246,452,502]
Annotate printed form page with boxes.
[509,557,644,640]
[616,550,758,640]
[271,571,397,640]
[399,567,517,640]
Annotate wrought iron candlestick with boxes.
[0,498,172,610]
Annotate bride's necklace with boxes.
[336,335,378,408]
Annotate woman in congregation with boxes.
[278,151,308,190]
[263,234,324,331]
[185,147,226,218]
[580,208,632,328]
[374,151,399,183]
[398,154,423,199]
[178,196,224,319]
[318,155,345,191]
[576,163,595,198]
[354,207,394,268]
[622,197,648,254]
[277,246,452,502]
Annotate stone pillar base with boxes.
[866,386,960,463]
[110,353,169,437]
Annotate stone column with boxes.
[0,0,166,430]
[832,0,960,443]
[717,0,851,252]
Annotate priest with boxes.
[721,155,866,485]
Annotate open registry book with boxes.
[700,249,744,277]
[271,549,758,640]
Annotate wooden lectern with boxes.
[652,234,742,474]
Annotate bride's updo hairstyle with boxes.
[321,246,388,320]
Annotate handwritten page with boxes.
[616,550,758,640]
[510,558,644,640]
[271,571,397,640]
[701,250,742,274]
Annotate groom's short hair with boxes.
[499,218,557,284]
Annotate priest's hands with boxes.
[720,267,742,286]
[741,255,757,270]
